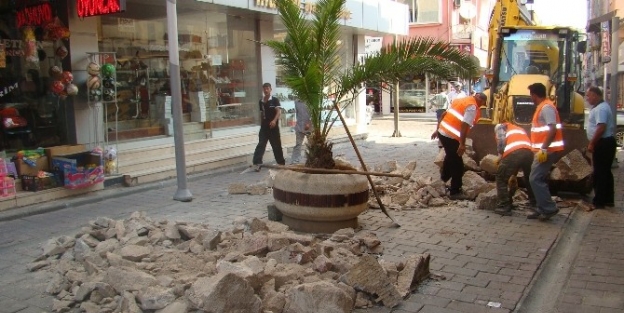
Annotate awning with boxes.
[587,10,617,32]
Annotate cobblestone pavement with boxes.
[0,115,621,313]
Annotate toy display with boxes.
[55,45,68,59]
[49,66,62,79]
[87,62,100,76]
[103,146,117,174]
[87,75,101,89]
[23,27,39,67]
[101,63,115,77]
[66,84,79,96]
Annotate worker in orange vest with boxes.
[431,93,487,200]
[493,122,536,216]
[527,83,564,220]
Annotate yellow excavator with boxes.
[469,0,588,164]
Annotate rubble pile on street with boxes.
[30,212,430,313]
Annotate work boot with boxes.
[494,206,512,216]
[538,209,560,221]
[449,192,470,200]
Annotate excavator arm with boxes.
[487,0,532,69]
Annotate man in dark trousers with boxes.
[527,83,564,220]
[431,92,486,199]
[585,86,616,208]
[251,83,285,171]
[493,122,535,216]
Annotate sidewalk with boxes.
[0,118,621,313]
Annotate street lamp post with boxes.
[166,0,193,202]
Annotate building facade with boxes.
[0,0,409,205]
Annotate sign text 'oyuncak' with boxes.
[77,0,126,18]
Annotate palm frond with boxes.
[265,0,480,168]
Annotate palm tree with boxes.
[265,0,479,169]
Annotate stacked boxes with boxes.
[52,152,104,189]
[0,159,15,198]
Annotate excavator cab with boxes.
[471,26,587,162]
[491,26,585,126]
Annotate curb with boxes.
[0,164,247,223]
[0,134,368,223]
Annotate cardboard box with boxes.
[51,152,104,189]
[44,145,87,167]
[16,156,49,177]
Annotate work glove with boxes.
[536,149,548,163]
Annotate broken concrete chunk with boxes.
[283,281,354,313]
[340,255,401,308]
[187,273,262,313]
[228,183,248,194]
[480,154,500,175]
[395,254,430,297]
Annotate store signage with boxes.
[601,21,611,63]
[0,82,18,98]
[77,0,126,18]
[255,0,351,19]
[16,2,53,28]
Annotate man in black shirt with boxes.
[251,83,285,171]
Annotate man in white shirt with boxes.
[447,82,467,103]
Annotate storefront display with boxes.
[97,4,260,138]
[0,0,72,152]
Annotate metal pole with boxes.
[610,16,619,122]
[392,81,401,137]
[392,34,401,137]
[610,16,619,168]
[167,0,193,202]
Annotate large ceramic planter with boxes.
[273,170,369,233]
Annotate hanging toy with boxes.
[101,63,116,77]
[51,80,65,95]
[23,27,39,66]
[55,45,68,60]
[89,89,101,101]
[87,62,100,76]
[61,71,73,84]
[49,65,63,79]
[87,75,101,90]
[66,83,79,96]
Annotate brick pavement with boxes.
[555,162,624,313]
[0,117,620,313]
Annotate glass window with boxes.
[408,0,440,24]
[397,76,427,113]
[98,4,260,140]
[0,2,72,152]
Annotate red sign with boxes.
[16,3,53,28]
[77,0,126,18]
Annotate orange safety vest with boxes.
[502,123,532,158]
[438,97,481,141]
[530,100,564,152]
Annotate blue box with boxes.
[51,152,104,189]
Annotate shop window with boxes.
[408,0,440,24]
[0,1,72,152]
[98,6,260,138]
[397,76,426,113]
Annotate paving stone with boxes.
[435,288,478,303]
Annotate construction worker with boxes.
[527,83,564,220]
[493,122,536,216]
[431,92,487,199]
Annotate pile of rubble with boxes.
[227,144,592,213]
[30,212,430,313]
